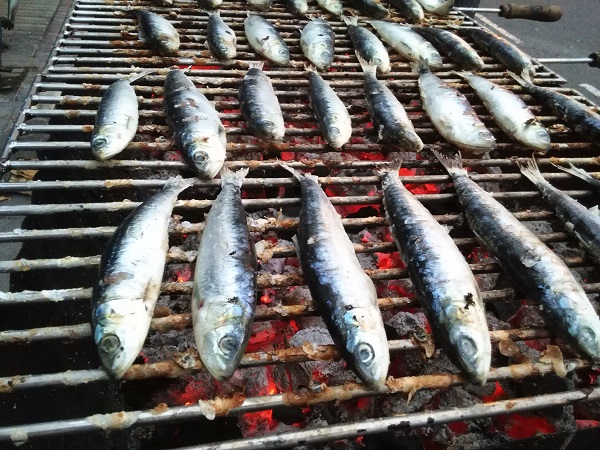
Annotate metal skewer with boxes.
[456,4,563,22]
[537,53,600,68]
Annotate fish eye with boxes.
[193,151,209,164]
[458,335,477,359]
[580,327,597,346]
[259,119,275,130]
[478,130,492,138]
[355,343,375,365]
[218,334,239,356]
[99,334,121,355]
[92,136,109,149]
[373,58,382,66]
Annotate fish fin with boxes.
[306,13,315,20]
[248,61,264,70]
[355,53,377,76]
[279,162,319,183]
[452,71,472,81]
[128,69,155,85]
[432,150,467,176]
[520,68,533,85]
[304,64,317,73]
[377,124,384,141]
[163,176,197,194]
[589,205,600,216]
[206,10,219,17]
[342,15,358,26]
[524,117,537,126]
[508,71,534,89]
[220,167,249,188]
[517,157,548,188]
[291,235,303,260]
[550,160,595,184]
[411,56,430,76]
[376,154,403,177]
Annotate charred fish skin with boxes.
[435,151,600,364]
[163,70,226,180]
[92,177,196,379]
[283,165,390,390]
[389,0,424,22]
[518,158,600,265]
[247,0,273,12]
[306,66,353,149]
[343,16,390,74]
[285,0,308,15]
[457,72,550,153]
[551,161,600,200]
[197,0,223,8]
[131,10,180,55]
[412,27,484,71]
[192,168,257,381]
[91,79,138,161]
[464,28,535,83]
[359,57,423,151]
[244,14,290,66]
[207,12,237,61]
[512,75,600,143]
[239,62,285,142]
[349,0,390,19]
[415,0,454,15]
[317,0,344,16]
[380,164,490,384]
[301,18,335,70]
[415,60,496,154]
[369,21,443,70]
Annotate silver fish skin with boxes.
[163,70,226,180]
[369,21,442,70]
[197,0,223,8]
[412,27,484,71]
[239,62,285,142]
[349,0,390,19]
[389,0,424,22]
[244,14,290,66]
[464,28,535,83]
[415,61,495,154]
[282,165,390,390]
[152,0,174,5]
[301,18,335,70]
[91,79,138,160]
[306,66,352,149]
[285,0,308,15]
[435,150,600,364]
[512,74,600,143]
[131,10,180,55]
[518,158,600,265]
[551,162,600,201]
[247,0,273,11]
[415,0,454,15]
[192,168,257,381]
[317,0,344,15]
[359,57,423,151]
[380,163,490,384]
[343,16,390,74]
[457,71,550,153]
[92,177,196,379]
[207,12,237,61]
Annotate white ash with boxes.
[240,366,272,398]
[513,340,542,362]
[422,352,461,376]
[437,387,482,409]
[485,312,511,331]
[386,311,428,338]
[449,434,508,449]
[390,389,436,415]
[462,380,499,399]
[143,329,195,363]
[282,285,313,307]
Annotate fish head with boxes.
[567,315,600,364]
[256,117,285,141]
[187,140,225,180]
[216,37,236,58]
[269,44,290,66]
[522,124,551,152]
[373,57,391,74]
[448,322,491,385]
[343,307,390,390]
[464,127,496,154]
[93,299,151,379]
[157,32,180,53]
[91,126,130,160]
[196,320,247,380]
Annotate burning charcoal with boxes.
[437,387,482,409]
[449,433,508,449]
[509,304,546,329]
[282,285,312,306]
[485,312,511,331]
[143,329,195,363]
[422,352,461,377]
[386,310,428,338]
[391,389,436,415]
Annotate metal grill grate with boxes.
[1,0,600,448]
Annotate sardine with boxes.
[151,0,174,6]
[192,168,257,381]
[369,20,443,70]
[464,28,535,83]
[206,12,237,61]
[380,161,490,384]
[130,10,180,55]
[551,161,600,200]
[163,69,226,180]
[435,150,600,364]
[415,0,454,15]
[389,0,424,22]
[92,177,196,379]
[415,60,495,154]
[301,18,335,70]
[412,27,484,71]
[512,74,600,143]
[247,0,273,12]
[349,0,389,19]
[244,14,290,66]
[317,0,344,15]
[518,158,600,265]
[456,71,550,153]
[282,165,390,390]
[91,70,153,160]
[358,57,423,150]
[285,0,308,15]
[239,62,285,142]
[197,0,223,8]
[343,16,390,74]
[306,65,352,149]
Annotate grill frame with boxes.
[1,0,600,447]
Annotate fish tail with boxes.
[411,57,430,76]
[376,154,404,177]
[248,61,264,70]
[279,162,319,183]
[163,176,197,194]
[452,70,472,81]
[304,64,317,73]
[342,15,358,26]
[220,167,249,188]
[517,157,548,188]
[551,160,596,184]
[355,54,377,76]
[508,71,534,89]
[433,150,467,176]
[128,69,155,84]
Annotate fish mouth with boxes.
[453,331,490,385]
[198,328,245,380]
[96,331,137,379]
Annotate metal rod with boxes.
[537,58,593,64]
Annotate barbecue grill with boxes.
[1,0,600,448]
